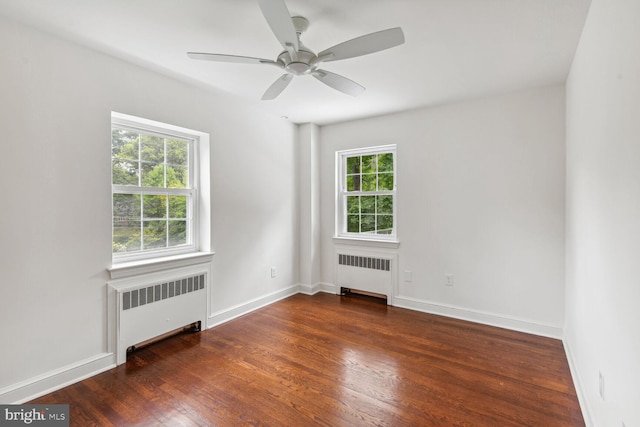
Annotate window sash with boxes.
[112,197,194,254]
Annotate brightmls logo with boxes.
[0,405,68,426]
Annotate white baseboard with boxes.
[1,287,566,406]
[0,353,115,404]
[298,282,337,295]
[2,285,299,404]
[206,285,299,329]
[563,338,594,427]
[393,295,563,339]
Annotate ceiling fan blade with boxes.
[262,74,293,100]
[317,27,405,62]
[257,0,299,51]
[312,70,365,97]
[187,52,279,67]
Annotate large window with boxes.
[111,113,199,261]
[337,145,396,240]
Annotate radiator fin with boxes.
[338,254,390,271]
[121,274,205,311]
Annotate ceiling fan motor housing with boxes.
[277,16,315,76]
[278,46,316,76]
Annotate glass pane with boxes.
[361,215,375,232]
[141,135,164,163]
[362,174,376,192]
[347,196,360,214]
[113,220,141,253]
[143,220,167,249]
[361,196,375,214]
[169,220,187,246]
[167,166,187,188]
[361,155,377,173]
[378,153,393,172]
[347,215,360,233]
[141,163,165,187]
[169,195,187,219]
[346,175,361,192]
[143,195,167,219]
[166,139,188,166]
[378,173,394,191]
[112,129,139,160]
[377,215,393,233]
[346,156,360,174]
[112,159,139,185]
[113,194,141,219]
[377,195,393,214]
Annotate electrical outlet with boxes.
[445,274,454,286]
[599,372,605,400]
[270,267,277,278]
[404,270,413,282]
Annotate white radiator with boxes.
[335,251,395,304]
[109,264,209,365]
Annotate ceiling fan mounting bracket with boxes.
[291,16,309,34]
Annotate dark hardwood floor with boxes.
[32,293,584,426]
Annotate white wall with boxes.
[298,123,321,293]
[319,86,566,336]
[565,0,640,425]
[0,16,298,401]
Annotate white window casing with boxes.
[110,112,211,266]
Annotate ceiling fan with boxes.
[187,0,405,100]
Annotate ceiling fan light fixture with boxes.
[286,61,311,75]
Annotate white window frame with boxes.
[335,144,397,242]
[111,112,206,264]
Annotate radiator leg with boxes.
[192,321,201,332]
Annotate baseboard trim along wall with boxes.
[298,282,337,296]
[2,284,300,404]
[299,286,564,339]
[0,353,115,404]
[206,285,299,329]
[1,286,565,405]
[393,295,564,339]
[563,339,593,427]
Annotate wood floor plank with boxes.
[31,293,584,426]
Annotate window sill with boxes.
[333,236,400,250]
[108,251,215,280]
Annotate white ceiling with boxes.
[0,0,591,125]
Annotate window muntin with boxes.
[337,146,396,239]
[111,117,198,261]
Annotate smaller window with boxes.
[336,145,397,240]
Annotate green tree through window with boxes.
[112,125,194,257]
[338,146,396,238]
